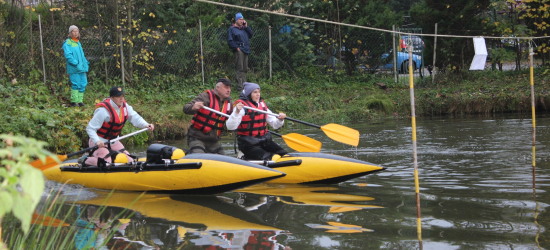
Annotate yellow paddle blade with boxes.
[30,155,67,171]
[281,133,322,152]
[321,123,360,146]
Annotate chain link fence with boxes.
[2,20,410,85]
[1,4,538,87]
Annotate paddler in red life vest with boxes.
[80,86,154,167]
[183,78,241,155]
[226,82,288,161]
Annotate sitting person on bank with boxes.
[81,86,154,167]
[226,82,288,160]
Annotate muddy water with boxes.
[42,114,550,249]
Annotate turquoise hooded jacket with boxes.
[62,38,89,74]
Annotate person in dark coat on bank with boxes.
[227,12,253,92]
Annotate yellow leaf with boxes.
[157,25,162,28]
[173,30,177,33]
[187,29,190,33]
[494,22,499,26]
[460,15,463,18]
[105,42,110,46]
[447,5,450,8]
[168,40,173,45]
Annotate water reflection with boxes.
[63,183,380,249]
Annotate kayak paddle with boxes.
[30,128,150,171]
[201,106,321,152]
[242,106,359,146]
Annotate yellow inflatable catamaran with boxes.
[44,143,384,194]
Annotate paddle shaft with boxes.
[242,106,321,128]
[202,106,282,137]
[66,128,149,158]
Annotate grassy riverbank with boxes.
[2,68,549,153]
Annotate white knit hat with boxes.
[68,25,78,34]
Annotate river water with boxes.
[38,114,550,249]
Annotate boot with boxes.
[70,89,79,107]
[77,91,85,107]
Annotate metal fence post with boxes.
[269,26,272,80]
[38,15,46,85]
[432,23,437,84]
[119,30,125,88]
[392,25,397,83]
[199,19,204,85]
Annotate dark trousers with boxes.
[237,135,288,160]
[234,50,248,91]
[187,136,225,155]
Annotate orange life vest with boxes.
[94,98,128,140]
[235,99,268,137]
[190,89,231,136]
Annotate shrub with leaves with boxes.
[0,134,53,248]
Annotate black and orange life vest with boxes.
[191,89,231,136]
[94,98,128,140]
[235,99,268,137]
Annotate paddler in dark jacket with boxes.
[226,82,288,160]
[183,78,242,154]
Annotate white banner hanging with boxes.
[469,37,488,70]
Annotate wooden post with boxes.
[29,6,33,62]
[95,0,108,86]
[39,15,46,85]
[119,30,125,88]
[199,19,204,85]
[392,25,397,83]
[432,23,437,84]
[269,26,272,80]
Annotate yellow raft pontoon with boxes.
[260,152,385,184]
[43,144,286,195]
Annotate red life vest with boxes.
[235,99,268,137]
[190,89,231,136]
[94,98,128,140]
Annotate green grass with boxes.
[2,66,550,153]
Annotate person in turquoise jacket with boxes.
[63,25,89,107]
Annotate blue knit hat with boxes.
[243,82,260,97]
[236,13,244,21]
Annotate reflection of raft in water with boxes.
[235,183,383,210]
[43,144,286,195]
[77,192,280,231]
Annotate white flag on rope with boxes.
[470,37,488,70]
